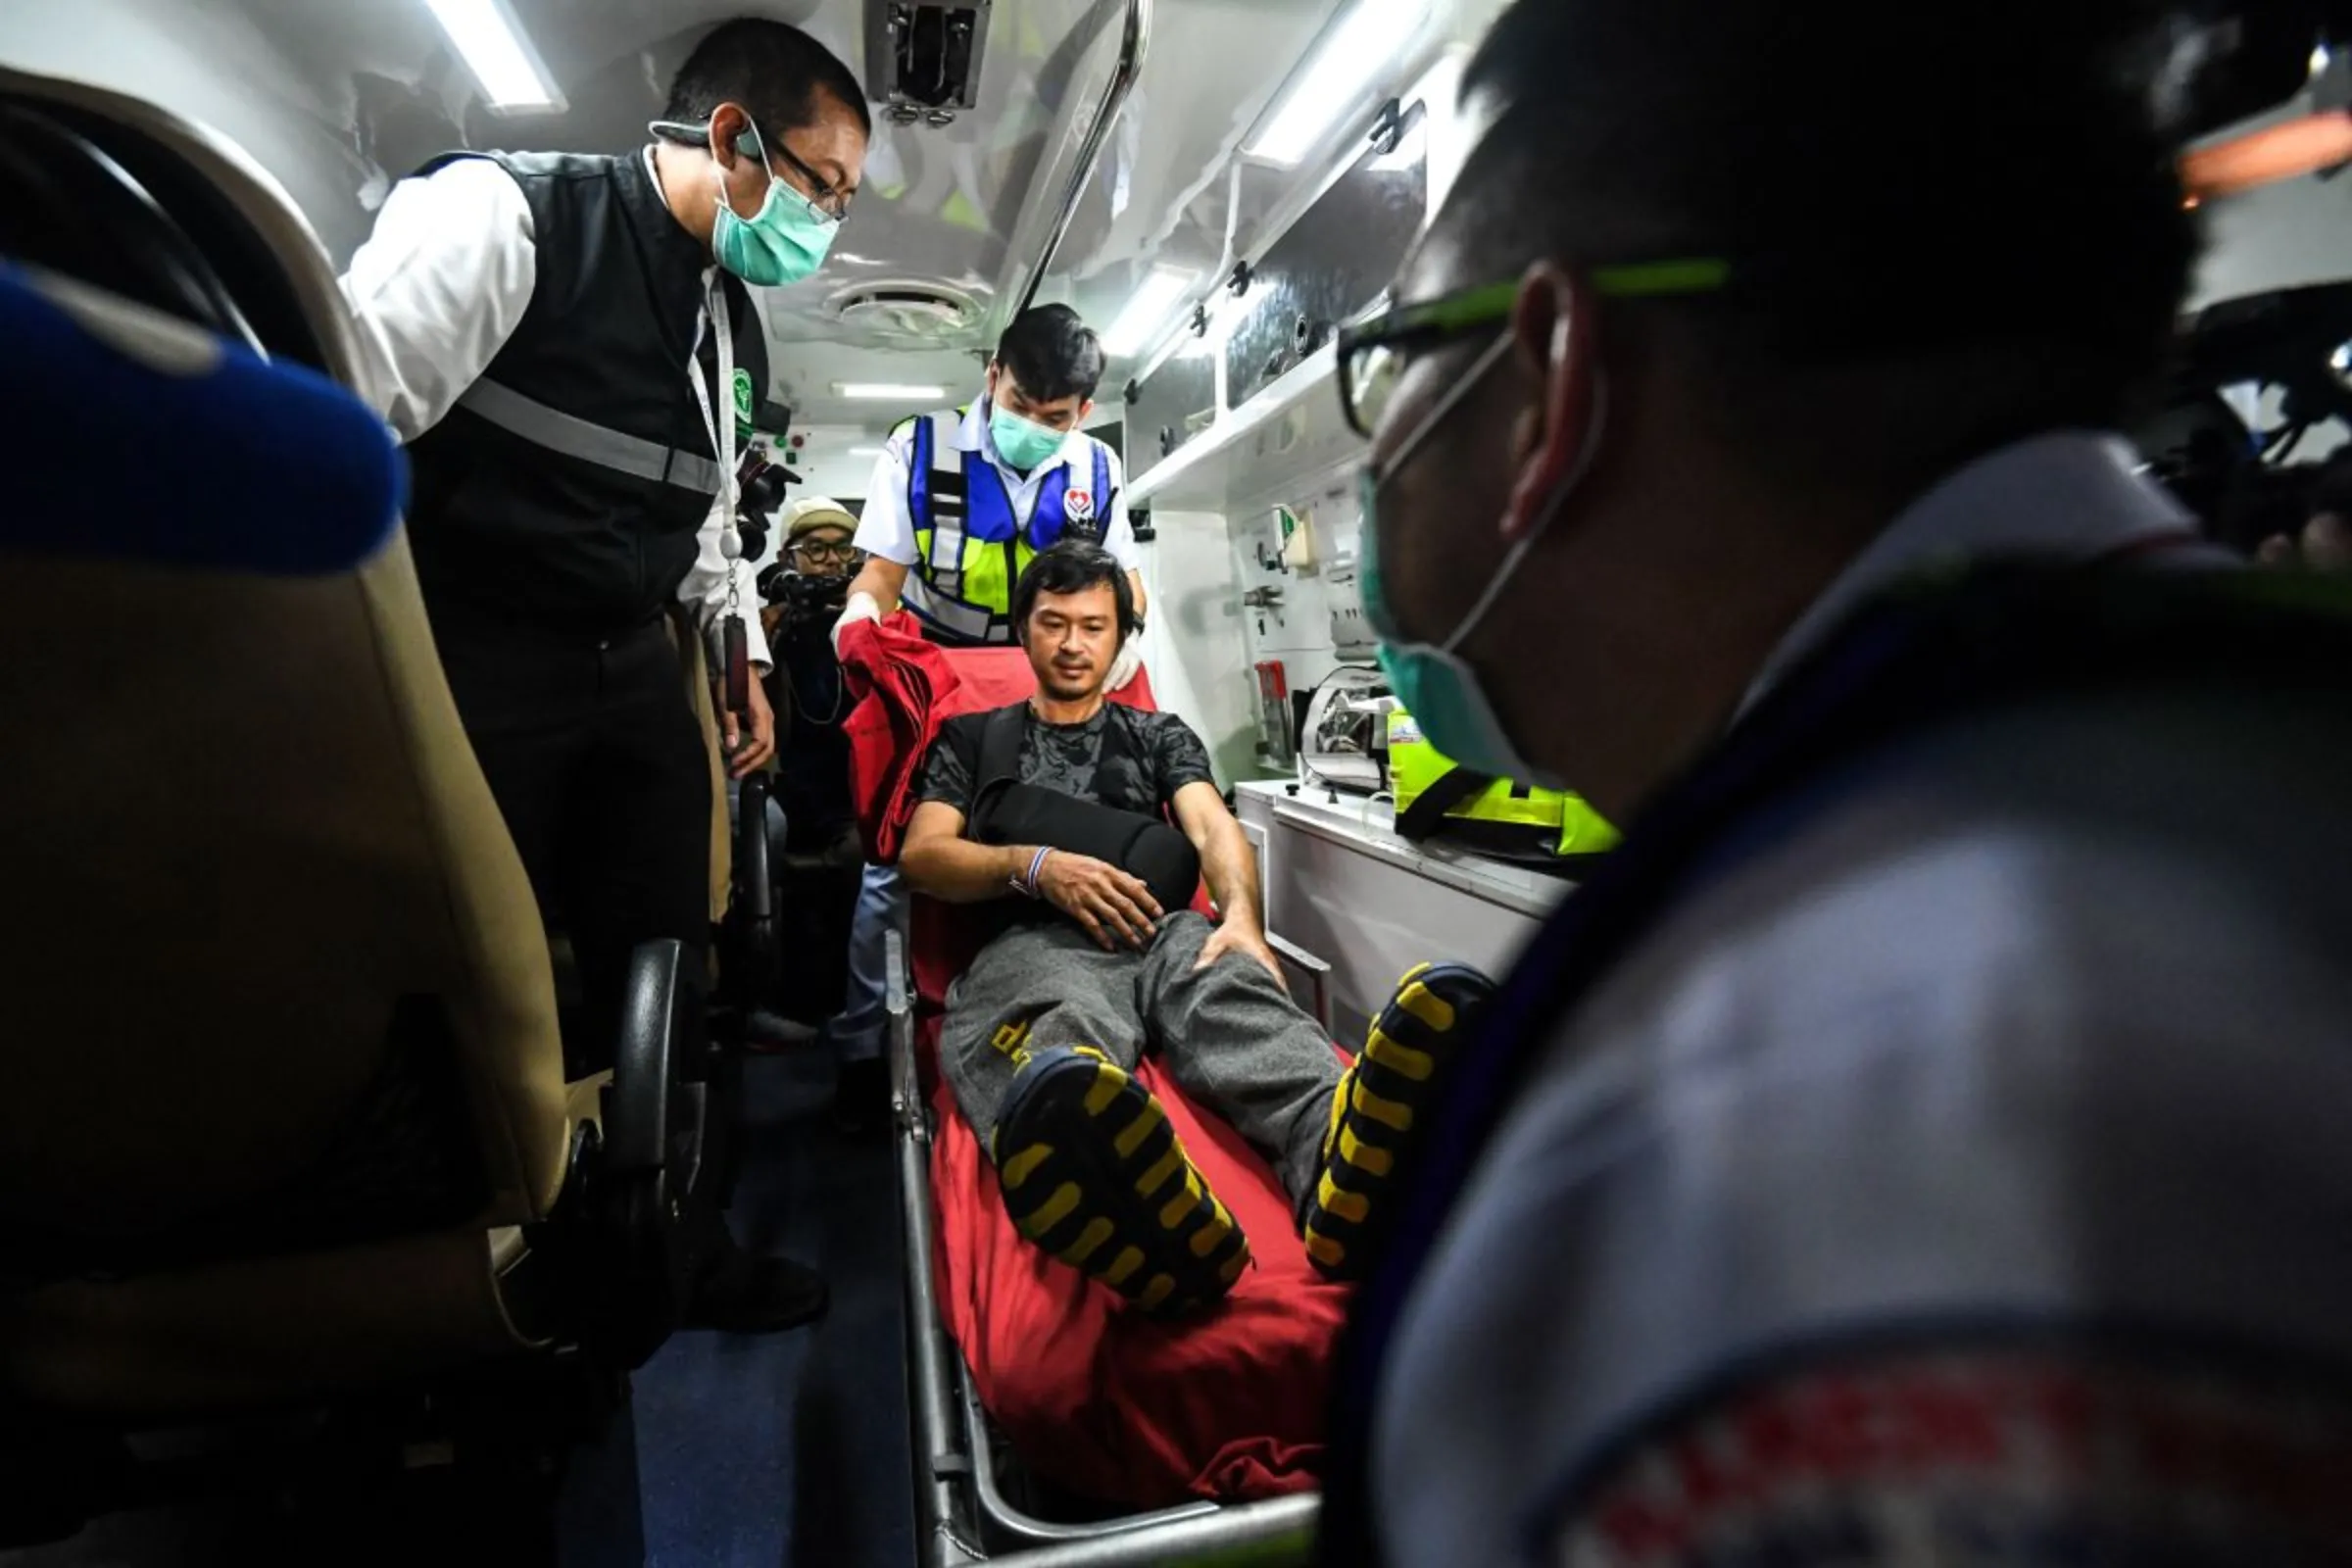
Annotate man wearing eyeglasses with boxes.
[337,17,870,1335]
[1317,0,2352,1563]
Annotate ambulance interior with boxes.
[3,0,2351,1562]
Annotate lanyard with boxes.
[687,273,744,615]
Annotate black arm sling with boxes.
[965,703,1200,916]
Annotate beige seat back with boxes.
[0,74,570,1297]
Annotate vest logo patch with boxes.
[1064,488,1095,523]
[1547,1345,2352,1567]
[731,368,756,441]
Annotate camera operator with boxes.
[760,497,860,831]
[750,498,882,1118]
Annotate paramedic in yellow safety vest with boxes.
[833,304,1150,691]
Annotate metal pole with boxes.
[1006,0,1154,322]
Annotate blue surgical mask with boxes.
[990,403,1067,472]
[1358,331,1589,788]
[708,120,839,287]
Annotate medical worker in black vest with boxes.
[337,19,869,1333]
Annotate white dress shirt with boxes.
[336,151,768,665]
[854,397,1140,572]
[1370,434,2352,1564]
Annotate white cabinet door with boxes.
[1262,817,1544,1046]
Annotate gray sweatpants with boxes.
[939,910,1342,1222]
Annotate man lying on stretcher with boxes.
[899,540,1494,1314]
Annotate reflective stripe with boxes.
[930,517,965,581]
[457,377,722,494]
[902,572,1000,642]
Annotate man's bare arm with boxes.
[899,801,1029,904]
[848,555,912,617]
[1172,782,1259,931]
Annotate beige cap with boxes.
[785,496,857,543]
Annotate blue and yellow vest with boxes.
[900,409,1116,645]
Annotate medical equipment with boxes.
[1299,664,1393,795]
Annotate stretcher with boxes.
[858,642,1335,1566]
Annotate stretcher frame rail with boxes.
[885,930,1319,1567]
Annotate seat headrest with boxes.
[0,266,401,577]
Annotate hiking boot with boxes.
[1303,962,1496,1281]
[992,1045,1250,1315]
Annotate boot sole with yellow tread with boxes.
[991,1044,1250,1315]
[1303,961,1496,1281]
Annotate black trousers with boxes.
[432,605,712,1073]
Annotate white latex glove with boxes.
[1105,632,1146,693]
[831,590,882,658]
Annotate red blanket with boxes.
[852,638,1348,1506]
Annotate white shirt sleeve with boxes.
[337,159,536,443]
[1097,442,1141,572]
[676,490,772,670]
[852,428,921,565]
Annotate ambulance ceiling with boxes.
[222,0,1362,437]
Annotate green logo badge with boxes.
[731,368,756,442]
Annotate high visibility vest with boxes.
[1387,710,1620,861]
[900,410,1116,645]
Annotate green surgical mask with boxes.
[989,404,1067,472]
[1359,332,1573,788]
[656,117,840,288]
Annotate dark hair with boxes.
[663,18,872,141]
[1440,0,2199,433]
[995,304,1106,404]
[1012,541,1136,646]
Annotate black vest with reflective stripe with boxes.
[402,149,768,636]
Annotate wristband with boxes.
[1011,846,1051,898]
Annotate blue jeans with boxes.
[829,860,906,1063]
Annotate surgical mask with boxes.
[990,404,1067,472]
[1358,331,1593,788]
[709,121,838,287]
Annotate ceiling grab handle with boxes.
[1007,0,1153,322]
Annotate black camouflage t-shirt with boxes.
[916,702,1216,821]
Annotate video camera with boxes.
[758,558,852,631]
[732,399,801,563]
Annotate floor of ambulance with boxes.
[4,1051,917,1568]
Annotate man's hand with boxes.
[1036,851,1163,951]
[1195,918,1283,983]
[1105,633,1146,693]
[723,672,776,778]
[832,590,883,657]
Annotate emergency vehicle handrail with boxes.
[1007,0,1153,323]
[957,1371,1220,1546]
[982,1494,1319,1566]
[891,929,984,1567]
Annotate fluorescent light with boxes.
[1247,0,1430,167]
[422,0,564,112]
[1102,269,1197,359]
[834,383,950,401]
[847,445,885,458]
